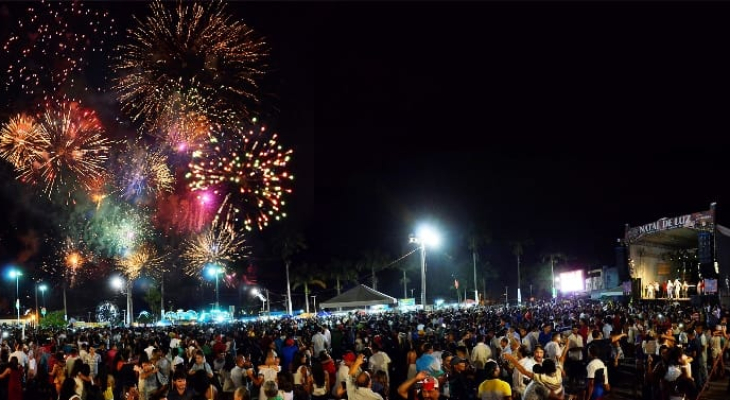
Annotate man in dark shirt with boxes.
[165,370,195,400]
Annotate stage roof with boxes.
[633,227,700,248]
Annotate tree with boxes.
[540,252,570,299]
[327,258,357,297]
[467,229,492,302]
[272,229,307,315]
[509,237,534,304]
[40,310,67,328]
[143,285,162,321]
[355,249,390,291]
[291,263,326,314]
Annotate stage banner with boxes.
[626,209,714,243]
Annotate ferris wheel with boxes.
[96,301,121,325]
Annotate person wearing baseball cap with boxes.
[334,351,358,398]
[397,370,443,400]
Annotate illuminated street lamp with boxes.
[206,265,223,310]
[64,251,82,322]
[111,276,131,325]
[251,287,269,314]
[39,284,47,308]
[8,268,22,326]
[410,225,441,308]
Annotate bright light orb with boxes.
[111,276,124,289]
[416,225,441,248]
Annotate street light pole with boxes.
[39,284,47,308]
[215,271,220,310]
[10,269,22,326]
[551,256,557,299]
[472,250,478,303]
[311,295,317,313]
[420,243,427,308]
[34,282,39,329]
[411,225,441,310]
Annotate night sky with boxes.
[2,2,730,315]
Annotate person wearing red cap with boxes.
[397,370,443,400]
[333,351,358,398]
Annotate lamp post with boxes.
[9,269,22,326]
[311,295,317,313]
[551,256,557,299]
[39,284,47,308]
[64,251,82,322]
[207,265,223,310]
[252,288,268,313]
[111,276,130,325]
[410,225,441,309]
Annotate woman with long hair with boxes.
[309,360,329,400]
[58,377,82,400]
[51,351,67,396]
[291,351,312,400]
[0,357,24,400]
[138,351,158,400]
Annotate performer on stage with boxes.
[667,279,674,299]
[674,278,682,299]
[682,280,689,298]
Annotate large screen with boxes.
[559,270,584,293]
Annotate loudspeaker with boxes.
[615,242,629,282]
[700,263,718,279]
[698,231,713,264]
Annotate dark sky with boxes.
[3,1,730,311]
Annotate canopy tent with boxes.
[590,286,627,299]
[320,284,397,309]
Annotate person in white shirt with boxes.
[566,325,584,390]
[586,344,609,400]
[368,344,392,380]
[512,346,538,398]
[470,334,491,376]
[9,342,28,369]
[312,327,329,358]
[543,333,563,363]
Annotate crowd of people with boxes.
[0,298,729,400]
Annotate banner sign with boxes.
[704,279,718,294]
[399,298,415,307]
[626,209,714,243]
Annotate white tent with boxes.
[320,284,397,309]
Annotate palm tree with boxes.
[541,252,569,299]
[467,229,492,302]
[355,249,390,291]
[291,263,326,314]
[272,229,307,315]
[327,258,358,311]
[509,237,533,304]
[391,244,420,299]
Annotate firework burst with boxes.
[117,243,166,281]
[0,114,48,169]
[61,237,84,288]
[5,103,112,197]
[182,195,247,277]
[188,124,294,231]
[154,90,214,153]
[114,0,266,131]
[115,143,174,201]
[3,0,117,107]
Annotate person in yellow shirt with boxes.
[477,361,511,400]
